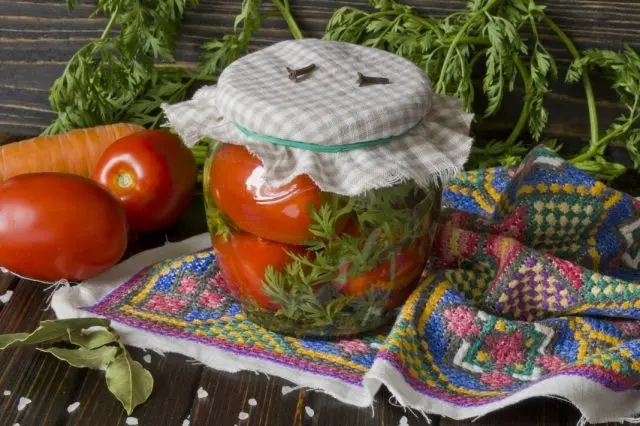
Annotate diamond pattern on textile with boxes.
[494,253,577,321]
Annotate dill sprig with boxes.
[324,0,555,159]
[566,46,640,179]
[45,0,303,135]
[45,0,200,135]
[257,183,436,332]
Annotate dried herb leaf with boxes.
[67,328,117,349]
[38,346,118,370]
[0,318,110,350]
[106,352,154,415]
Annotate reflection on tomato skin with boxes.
[209,144,323,245]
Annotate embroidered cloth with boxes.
[52,146,640,423]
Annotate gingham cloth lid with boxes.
[162,39,474,196]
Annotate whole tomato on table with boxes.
[92,129,197,233]
[208,143,324,245]
[0,173,128,282]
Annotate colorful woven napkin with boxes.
[52,146,640,423]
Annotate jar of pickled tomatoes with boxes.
[164,39,473,337]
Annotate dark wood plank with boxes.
[0,280,85,426]
[439,398,580,426]
[64,351,204,426]
[187,368,436,426]
[0,274,19,317]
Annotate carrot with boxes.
[0,123,145,184]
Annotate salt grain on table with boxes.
[143,354,152,363]
[3,390,10,396]
[238,412,249,420]
[0,290,13,304]
[17,397,31,411]
[181,419,190,426]
[67,402,80,413]
[305,406,315,418]
[197,387,208,399]
[125,417,139,425]
[281,385,294,395]
[399,415,409,426]
[248,398,257,407]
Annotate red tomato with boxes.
[92,129,197,233]
[209,144,323,245]
[213,231,303,310]
[0,173,128,282]
[336,241,429,297]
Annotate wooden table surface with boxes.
[1,1,640,425]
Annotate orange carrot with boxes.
[0,123,145,184]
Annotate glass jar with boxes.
[204,141,441,338]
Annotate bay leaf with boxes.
[0,318,110,350]
[106,352,154,415]
[67,328,117,349]
[38,346,118,369]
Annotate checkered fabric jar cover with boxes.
[162,39,474,196]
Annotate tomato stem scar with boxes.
[116,172,134,189]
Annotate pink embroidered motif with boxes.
[486,331,525,367]
[617,321,640,337]
[199,289,225,309]
[443,306,480,338]
[492,207,526,240]
[209,272,234,296]
[537,355,566,372]
[144,295,188,314]
[178,276,199,294]
[480,370,513,389]
[337,339,370,354]
[550,256,584,289]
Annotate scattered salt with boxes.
[3,390,10,396]
[0,290,13,304]
[281,385,294,395]
[17,397,31,411]
[399,415,409,426]
[305,406,315,418]
[12,423,19,426]
[238,412,249,420]
[181,419,190,426]
[67,402,80,413]
[248,398,257,407]
[143,354,152,364]
[197,387,208,399]
[125,417,139,425]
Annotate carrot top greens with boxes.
[49,0,640,182]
